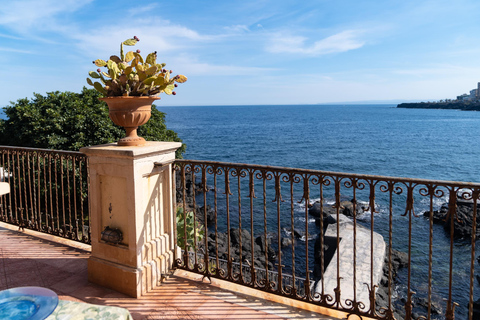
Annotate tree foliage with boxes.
[0,87,185,157]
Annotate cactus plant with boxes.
[87,37,187,97]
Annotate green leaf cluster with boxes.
[176,207,204,250]
[87,37,187,97]
[0,88,186,158]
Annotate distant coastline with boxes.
[397,101,480,111]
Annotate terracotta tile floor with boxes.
[0,222,342,320]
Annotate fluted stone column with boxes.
[80,142,181,298]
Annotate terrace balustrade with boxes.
[1,146,480,319]
[0,146,89,243]
[174,159,480,320]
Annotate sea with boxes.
[163,104,480,183]
[163,104,480,318]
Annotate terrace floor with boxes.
[0,222,343,320]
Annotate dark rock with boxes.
[398,101,480,111]
[413,296,442,315]
[283,227,303,239]
[308,200,364,219]
[175,171,213,213]
[255,234,269,252]
[390,249,408,272]
[281,237,296,247]
[471,298,480,320]
[230,228,253,249]
[255,234,277,261]
[339,200,353,217]
[206,229,277,271]
[308,201,335,218]
[292,228,303,239]
[424,200,480,239]
[195,205,215,226]
[376,247,408,316]
[175,171,195,209]
[314,215,337,229]
[378,249,442,318]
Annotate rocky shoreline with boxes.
[397,101,480,111]
[177,172,448,318]
[423,198,480,239]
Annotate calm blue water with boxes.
[164,104,480,183]
[163,104,480,318]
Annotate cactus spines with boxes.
[87,37,187,97]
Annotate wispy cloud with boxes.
[0,33,25,40]
[0,0,93,34]
[171,55,276,76]
[0,47,32,54]
[223,25,250,33]
[71,18,216,58]
[266,30,366,55]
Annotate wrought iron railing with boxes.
[0,146,90,244]
[174,159,480,320]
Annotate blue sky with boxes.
[1,0,480,107]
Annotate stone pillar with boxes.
[80,142,181,298]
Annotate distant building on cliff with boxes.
[457,83,479,101]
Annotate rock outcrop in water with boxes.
[397,101,480,111]
[312,214,386,313]
[308,200,368,229]
[308,200,367,218]
[178,172,412,317]
[423,199,480,239]
[205,228,277,270]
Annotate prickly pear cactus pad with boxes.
[87,36,187,97]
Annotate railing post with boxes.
[80,142,181,298]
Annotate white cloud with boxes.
[0,47,32,54]
[170,55,275,76]
[0,0,93,33]
[0,33,24,40]
[266,30,366,55]
[71,18,216,59]
[126,3,159,16]
[224,25,250,32]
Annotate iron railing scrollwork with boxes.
[0,146,90,244]
[2,147,479,319]
[174,159,480,320]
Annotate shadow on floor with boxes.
[0,223,341,320]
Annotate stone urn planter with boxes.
[101,96,159,146]
[87,36,187,147]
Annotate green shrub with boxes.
[176,207,204,250]
[0,88,185,158]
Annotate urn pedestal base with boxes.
[80,142,181,297]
